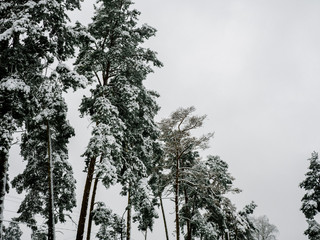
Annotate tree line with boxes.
[1,0,280,240]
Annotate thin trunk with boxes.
[76,156,97,240]
[0,156,8,240]
[145,229,147,240]
[184,188,191,240]
[86,176,99,240]
[126,187,132,240]
[47,122,56,240]
[160,194,169,240]
[0,117,15,239]
[175,157,180,240]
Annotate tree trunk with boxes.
[160,194,169,240]
[184,188,191,240]
[47,121,56,240]
[76,156,97,240]
[0,155,8,240]
[175,157,180,240]
[86,176,99,240]
[0,116,15,239]
[126,187,132,240]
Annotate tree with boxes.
[74,0,162,239]
[158,106,214,240]
[300,151,320,240]
[11,77,81,237]
[3,222,23,240]
[0,0,84,238]
[252,215,279,240]
[222,200,257,240]
[179,155,242,240]
[91,202,126,240]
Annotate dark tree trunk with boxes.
[175,156,180,240]
[76,156,97,240]
[47,122,56,240]
[184,188,191,240]
[0,155,8,240]
[126,187,132,240]
[86,176,99,240]
[0,116,15,239]
[160,194,169,240]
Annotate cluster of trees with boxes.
[0,0,280,240]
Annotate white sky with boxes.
[6,0,320,239]
[131,1,320,239]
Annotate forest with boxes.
[0,0,319,240]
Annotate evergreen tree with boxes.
[251,215,278,240]
[180,155,242,240]
[0,0,84,237]
[11,77,82,236]
[158,106,213,240]
[3,222,23,240]
[74,0,162,239]
[91,202,126,240]
[300,151,320,240]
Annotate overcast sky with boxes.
[130,1,320,239]
[7,0,320,239]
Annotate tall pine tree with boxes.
[0,0,84,237]
[74,0,162,239]
[158,106,213,240]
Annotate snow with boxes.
[0,14,31,41]
[0,77,30,94]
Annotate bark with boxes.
[86,176,99,240]
[184,188,191,240]
[160,195,169,240]
[0,155,8,240]
[47,122,56,240]
[175,156,180,240]
[126,187,132,240]
[76,156,97,240]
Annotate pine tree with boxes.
[3,222,23,240]
[251,215,278,240]
[91,202,126,240]
[158,106,214,240]
[0,0,84,237]
[74,0,162,239]
[11,77,81,237]
[300,152,320,240]
[180,155,242,240]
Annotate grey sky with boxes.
[132,1,320,239]
[7,0,320,239]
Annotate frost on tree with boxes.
[300,152,320,240]
[158,107,215,240]
[74,0,162,239]
[157,107,256,240]
[0,0,84,238]
[12,78,78,232]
